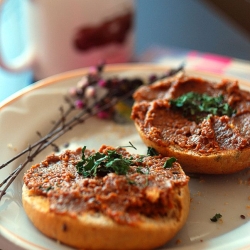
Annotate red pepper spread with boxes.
[23,145,189,225]
[131,76,250,154]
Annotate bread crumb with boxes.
[175,239,181,245]
[199,177,205,183]
[195,191,202,196]
[7,143,17,151]
[218,218,223,224]
[237,178,243,185]
[56,240,61,245]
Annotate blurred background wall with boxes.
[135,0,250,60]
[3,0,250,62]
[1,0,250,101]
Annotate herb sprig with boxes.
[171,92,236,121]
[76,146,134,177]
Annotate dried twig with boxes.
[0,89,129,201]
[0,64,184,202]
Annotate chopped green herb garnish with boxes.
[126,177,136,185]
[136,166,144,174]
[136,155,145,163]
[147,147,159,156]
[210,213,222,222]
[76,146,132,177]
[170,92,236,121]
[163,157,176,168]
[46,186,53,192]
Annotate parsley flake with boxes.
[147,147,159,156]
[210,213,222,222]
[76,146,132,177]
[136,166,144,174]
[163,157,177,168]
[170,92,236,121]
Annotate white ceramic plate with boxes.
[0,64,250,250]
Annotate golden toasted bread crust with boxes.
[22,184,189,250]
[134,122,250,174]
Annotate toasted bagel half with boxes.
[131,74,250,174]
[23,145,190,249]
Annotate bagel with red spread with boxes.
[22,145,190,250]
[131,74,250,174]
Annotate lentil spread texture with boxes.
[22,145,190,250]
[131,74,250,174]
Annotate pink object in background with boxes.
[186,51,232,74]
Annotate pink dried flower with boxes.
[85,86,96,98]
[69,87,77,96]
[98,79,106,87]
[97,111,111,119]
[89,66,98,76]
[77,77,88,89]
[75,100,84,109]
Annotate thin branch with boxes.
[0,64,184,202]
[0,92,123,201]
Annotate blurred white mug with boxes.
[0,0,135,80]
